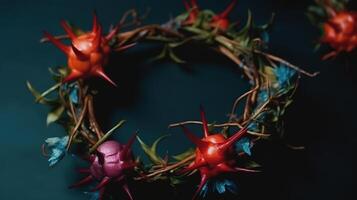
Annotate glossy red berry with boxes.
[44,13,123,86]
[179,107,257,200]
[321,11,357,59]
[70,135,137,200]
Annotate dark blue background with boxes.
[0,0,356,199]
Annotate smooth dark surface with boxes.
[0,0,356,200]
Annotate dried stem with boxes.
[168,121,270,137]
[67,96,89,150]
[255,50,320,77]
[87,95,104,139]
[89,120,126,153]
[137,154,195,180]
[229,86,259,121]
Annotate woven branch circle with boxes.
[28,2,317,200]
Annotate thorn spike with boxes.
[96,69,117,87]
[181,126,210,151]
[60,20,77,40]
[91,177,110,191]
[123,184,134,200]
[92,24,102,50]
[219,0,238,18]
[218,127,247,151]
[200,106,209,137]
[69,175,93,189]
[121,132,137,159]
[235,167,260,173]
[43,31,70,55]
[192,174,208,200]
[218,164,237,173]
[92,11,98,33]
[114,43,136,52]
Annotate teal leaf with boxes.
[45,136,69,167]
[200,178,237,197]
[235,137,252,156]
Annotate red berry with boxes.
[321,11,357,59]
[43,13,124,86]
[179,107,257,199]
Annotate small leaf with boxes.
[44,136,69,167]
[173,148,195,161]
[26,81,50,104]
[47,105,65,125]
[169,177,183,187]
[235,137,252,156]
[244,160,261,169]
[236,10,252,38]
[150,45,169,62]
[137,135,169,165]
[26,81,61,105]
[169,47,186,64]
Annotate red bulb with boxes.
[321,11,357,59]
[179,107,257,200]
[43,13,124,86]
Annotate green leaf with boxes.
[173,148,195,161]
[150,45,169,62]
[169,47,186,64]
[244,160,261,169]
[26,81,59,105]
[89,120,126,153]
[137,135,170,165]
[169,177,183,187]
[236,10,252,38]
[47,105,65,125]
[27,81,47,104]
[48,66,69,82]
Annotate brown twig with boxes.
[229,87,259,121]
[137,154,195,180]
[67,96,89,150]
[217,46,254,80]
[168,121,270,137]
[255,50,320,77]
[87,95,104,139]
